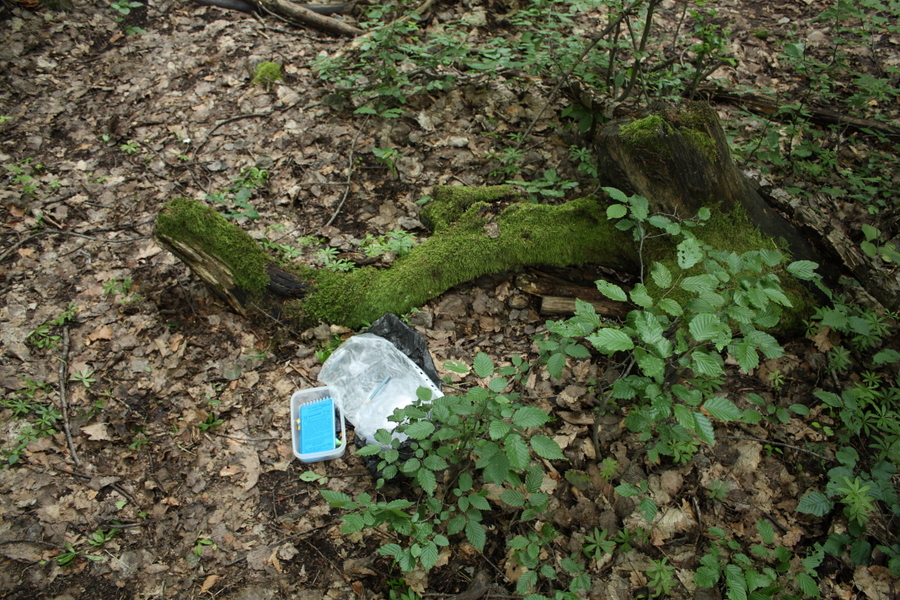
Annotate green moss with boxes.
[252,62,282,90]
[154,197,272,298]
[421,185,517,232]
[619,115,673,148]
[679,127,718,161]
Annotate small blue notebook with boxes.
[299,398,335,455]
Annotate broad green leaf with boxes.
[674,403,697,431]
[488,376,509,393]
[342,513,365,532]
[607,204,628,219]
[447,514,466,535]
[525,464,543,493]
[630,195,649,221]
[629,283,654,309]
[694,411,715,445]
[564,343,591,358]
[860,223,880,242]
[443,360,469,374]
[691,349,724,378]
[849,538,872,566]
[356,444,383,456]
[489,419,511,439]
[873,349,900,365]
[500,489,526,507]
[657,298,683,316]
[724,564,748,600]
[596,279,628,302]
[417,468,437,495]
[405,421,435,440]
[423,454,448,470]
[468,493,491,511]
[695,565,720,588]
[634,311,664,344]
[638,497,657,522]
[482,454,510,484]
[759,249,783,267]
[420,541,439,571]
[473,352,494,378]
[615,482,641,497]
[465,518,486,552]
[689,313,722,342]
[514,406,549,428]
[506,434,531,470]
[546,353,566,379]
[587,328,635,353]
[697,207,711,221]
[320,490,356,508]
[650,262,672,288]
[636,349,665,381]
[681,274,717,294]
[603,187,629,203]
[797,491,832,516]
[531,435,565,460]
[379,543,402,558]
[795,572,820,597]
[787,260,819,280]
[703,396,742,422]
[458,471,473,493]
[757,519,775,545]
[677,237,703,269]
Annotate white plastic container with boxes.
[290,386,347,463]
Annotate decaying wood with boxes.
[515,270,630,318]
[696,83,900,140]
[251,0,362,36]
[764,189,900,311]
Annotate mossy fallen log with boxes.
[153,187,640,328]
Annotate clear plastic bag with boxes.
[318,333,442,445]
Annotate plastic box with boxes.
[290,386,347,463]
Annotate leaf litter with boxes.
[0,0,897,598]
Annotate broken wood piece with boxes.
[251,0,363,36]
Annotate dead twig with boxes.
[0,229,148,265]
[57,327,81,468]
[723,434,829,461]
[323,115,368,227]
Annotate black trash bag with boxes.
[366,313,441,388]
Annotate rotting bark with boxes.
[248,0,362,36]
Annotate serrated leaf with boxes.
[657,298,683,316]
[849,538,872,565]
[629,283,654,308]
[691,349,724,378]
[797,491,833,516]
[525,464,543,493]
[489,419,511,439]
[420,541,439,571]
[500,489,526,507]
[639,497,657,522]
[681,274,717,294]
[379,543,402,558]
[596,279,628,302]
[488,376,509,392]
[787,260,819,280]
[650,262,672,288]
[703,396,742,422]
[531,435,565,460]
[729,340,760,372]
[636,349,665,381]
[443,360,470,374]
[677,236,704,269]
[405,421,435,440]
[724,564,748,600]
[861,223,880,242]
[473,353,494,378]
[546,353,566,380]
[469,494,491,511]
[757,519,775,545]
[795,571,819,597]
[694,411,715,445]
[615,482,641,497]
[607,204,628,219]
[564,343,591,358]
[320,490,356,509]
[356,444,383,456]
[690,313,723,342]
[514,406,549,428]
[465,518,486,552]
[417,468,437,495]
[506,434,531,470]
[587,328,635,353]
[423,454,448,470]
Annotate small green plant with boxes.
[207,166,268,220]
[582,527,616,562]
[193,538,216,557]
[645,557,676,597]
[360,230,418,258]
[598,456,618,481]
[373,147,400,178]
[56,542,80,567]
[120,140,140,155]
[705,479,730,503]
[510,169,578,202]
[87,528,117,548]
[313,247,355,272]
[25,303,77,350]
[69,368,97,389]
[198,413,224,433]
[321,353,588,596]
[299,470,328,484]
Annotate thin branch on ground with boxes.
[0,229,149,264]
[324,115,369,227]
[56,327,81,468]
[723,433,829,461]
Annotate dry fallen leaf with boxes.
[88,325,113,342]
[81,422,112,441]
[199,574,221,594]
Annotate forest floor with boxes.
[0,0,898,598]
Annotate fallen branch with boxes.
[252,0,363,36]
[56,327,81,468]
